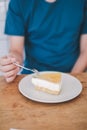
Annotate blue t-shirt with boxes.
[5,0,87,73]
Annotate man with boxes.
[0,0,87,82]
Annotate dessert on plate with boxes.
[31,72,62,95]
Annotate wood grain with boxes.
[0,73,87,130]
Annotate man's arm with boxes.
[0,36,24,82]
[71,34,87,74]
[9,36,24,64]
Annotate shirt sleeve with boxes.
[5,0,25,36]
[81,0,87,34]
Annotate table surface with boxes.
[0,73,87,130]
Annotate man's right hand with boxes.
[0,55,20,83]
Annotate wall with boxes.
[0,0,10,75]
[0,0,9,57]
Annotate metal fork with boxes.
[13,62,39,74]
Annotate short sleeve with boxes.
[5,0,25,36]
[81,0,87,34]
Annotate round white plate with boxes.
[18,71,82,103]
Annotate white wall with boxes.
[0,0,10,75]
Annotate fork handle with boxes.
[13,62,36,73]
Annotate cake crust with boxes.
[35,86,61,95]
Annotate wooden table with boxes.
[0,73,87,130]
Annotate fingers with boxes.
[6,76,16,83]
[0,55,17,72]
[3,67,19,78]
[4,67,20,83]
[0,56,16,66]
[1,63,17,72]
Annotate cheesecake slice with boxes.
[31,72,62,95]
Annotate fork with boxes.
[13,62,39,74]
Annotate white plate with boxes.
[18,71,82,103]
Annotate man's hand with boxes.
[0,55,20,83]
